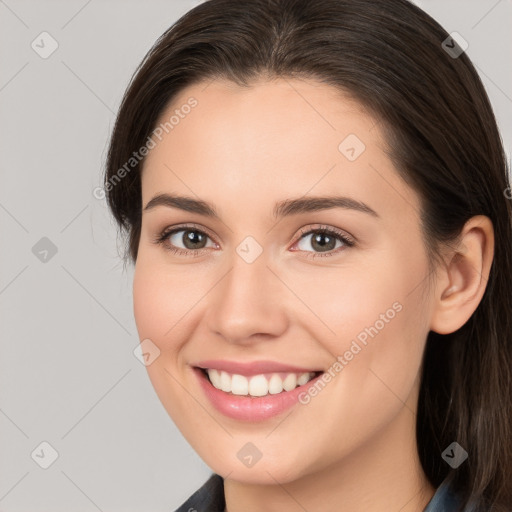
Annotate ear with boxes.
[430,215,494,335]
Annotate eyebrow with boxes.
[143,193,380,219]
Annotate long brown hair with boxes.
[104,1,512,509]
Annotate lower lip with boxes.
[193,367,324,421]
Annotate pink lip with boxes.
[193,367,324,422]
[194,359,320,377]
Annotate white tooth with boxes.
[210,370,313,397]
[220,371,231,392]
[248,374,269,397]
[207,369,222,389]
[282,373,297,391]
[231,374,249,395]
[268,374,284,394]
[297,372,312,386]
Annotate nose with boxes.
[204,247,289,345]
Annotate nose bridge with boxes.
[205,240,288,342]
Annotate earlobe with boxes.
[430,215,494,335]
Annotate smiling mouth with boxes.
[198,367,323,398]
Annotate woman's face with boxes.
[133,77,436,483]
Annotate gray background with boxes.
[0,1,510,511]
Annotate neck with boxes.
[223,403,436,512]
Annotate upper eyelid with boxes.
[297,224,353,239]
[165,223,216,239]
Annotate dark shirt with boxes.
[174,473,465,512]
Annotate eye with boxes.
[153,223,355,259]
[154,223,217,257]
[291,225,355,259]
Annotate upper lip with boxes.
[194,359,322,376]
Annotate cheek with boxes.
[286,260,405,346]
[132,264,166,341]
[293,248,430,386]
[283,257,429,455]
[132,257,200,344]
[132,260,194,419]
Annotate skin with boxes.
[132,77,494,512]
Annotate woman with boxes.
[104,0,512,510]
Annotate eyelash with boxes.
[153,223,356,259]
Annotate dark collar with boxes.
[174,473,464,512]
[174,473,225,512]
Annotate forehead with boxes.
[140,77,420,222]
